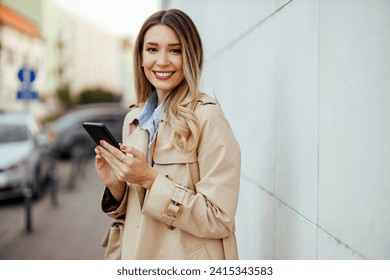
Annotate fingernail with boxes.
[100,140,104,145]
[120,145,126,151]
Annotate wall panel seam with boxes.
[242,173,367,259]
[242,174,316,226]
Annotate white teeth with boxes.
[155,72,173,77]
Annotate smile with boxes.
[153,71,175,80]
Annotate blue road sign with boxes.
[18,67,36,83]
[17,67,38,100]
[17,90,38,100]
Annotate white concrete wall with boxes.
[164,0,390,259]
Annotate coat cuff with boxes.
[101,184,129,219]
[142,174,183,226]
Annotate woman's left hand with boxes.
[98,140,158,189]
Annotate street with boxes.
[0,158,111,260]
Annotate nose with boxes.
[156,52,169,66]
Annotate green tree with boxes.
[56,84,74,109]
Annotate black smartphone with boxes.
[83,122,121,149]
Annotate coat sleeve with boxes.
[101,184,129,219]
[142,104,241,239]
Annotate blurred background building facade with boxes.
[163,0,390,259]
[0,2,45,115]
[0,0,134,118]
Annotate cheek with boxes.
[142,50,156,67]
[143,67,154,82]
[174,57,183,70]
[142,55,151,68]
[142,58,154,78]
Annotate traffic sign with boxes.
[18,67,36,83]
[16,66,39,100]
[17,90,38,100]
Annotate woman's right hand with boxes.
[95,146,125,201]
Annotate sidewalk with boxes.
[0,159,111,260]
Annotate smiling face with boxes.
[142,24,184,100]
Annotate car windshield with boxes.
[0,124,28,143]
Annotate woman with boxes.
[94,9,241,260]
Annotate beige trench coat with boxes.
[101,93,241,260]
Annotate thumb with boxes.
[120,145,145,159]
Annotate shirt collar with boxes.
[139,91,159,127]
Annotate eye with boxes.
[146,47,158,53]
[170,48,182,54]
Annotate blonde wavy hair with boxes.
[133,9,203,152]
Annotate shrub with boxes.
[78,88,118,104]
[56,84,74,109]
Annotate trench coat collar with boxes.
[127,92,217,124]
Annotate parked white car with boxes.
[0,112,54,201]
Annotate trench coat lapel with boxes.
[123,122,149,208]
[151,118,197,164]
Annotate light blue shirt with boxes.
[138,91,163,164]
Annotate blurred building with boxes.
[163,0,390,260]
[41,0,66,101]
[51,2,135,106]
[120,38,136,106]
[0,2,46,115]
[60,14,120,96]
[0,0,134,118]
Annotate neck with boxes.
[157,91,167,106]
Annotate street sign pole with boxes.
[23,94,30,113]
[17,66,38,232]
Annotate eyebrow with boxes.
[145,42,181,47]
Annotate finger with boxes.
[95,146,101,156]
[95,154,105,169]
[95,147,103,162]
[120,145,144,160]
[119,153,127,163]
[100,140,127,161]
[99,145,131,180]
[98,147,127,179]
[99,144,122,165]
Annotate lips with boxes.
[153,71,175,80]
